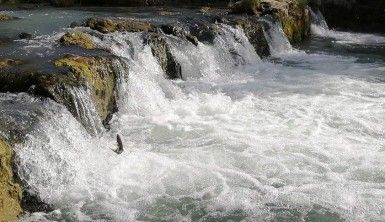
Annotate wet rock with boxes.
[54,55,118,124]
[229,0,311,43]
[229,0,262,15]
[0,36,12,46]
[19,32,33,40]
[0,14,16,21]
[158,10,181,16]
[320,0,385,34]
[276,0,311,43]
[0,138,23,221]
[146,33,182,79]
[200,6,212,14]
[0,58,23,70]
[161,20,218,46]
[51,0,75,7]
[0,55,119,128]
[161,24,199,46]
[69,21,79,28]
[21,191,52,213]
[86,18,155,34]
[228,17,270,57]
[59,31,95,49]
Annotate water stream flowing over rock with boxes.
[0,5,385,222]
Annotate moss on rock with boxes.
[229,0,310,43]
[0,138,22,222]
[277,0,310,43]
[86,18,155,34]
[0,59,23,70]
[0,14,15,21]
[54,55,117,123]
[59,32,95,49]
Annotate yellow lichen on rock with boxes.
[0,14,14,21]
[0,59,23,70]
[0,139,22,222]
[54,55,116,122]
[59,32,95,49]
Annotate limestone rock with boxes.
[146,33,182,79]
[54,55,118,124]
[86,18,155,34]
[0,138,22,222]
[59,32,95,49]
[0,14,15,21]
[0,59,23,70]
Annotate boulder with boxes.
[275,0,311,43]
[146,33,182,79]
[54,55,118,125]
[230,17,270,57]
[0,14,16,21]
[86,18,156,34]
[229,0,311,43]
[0,55,119,129]
[59,32,95,49]
[230,0,262,15]
[0,138,23,221]
[0,59,23,70]
[19,33,33,40]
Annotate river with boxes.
[0,7,384,222]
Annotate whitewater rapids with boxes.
[0,9,384,222]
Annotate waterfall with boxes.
[166,23,260,80]
[67,86,104,136]
[310,8,329,30]
[5,12,385,222]
[309,8,385,45]
[259,15,293,56]
[310,8,330,36]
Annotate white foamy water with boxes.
[1,15,384,222]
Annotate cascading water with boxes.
[1,8,384,222]
[166,24,260,80]
[259,15,293,56]
[67,86,104,135]
[310,8,385,45]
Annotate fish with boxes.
[113,134,124,154]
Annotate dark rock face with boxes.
[320,0,385,33]
[228,16,270,57]
[160,19,218,46]
[146,33,182,79]
[50,0,75,7]
[19,32,33,39]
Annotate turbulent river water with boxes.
[1,8,385,222]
